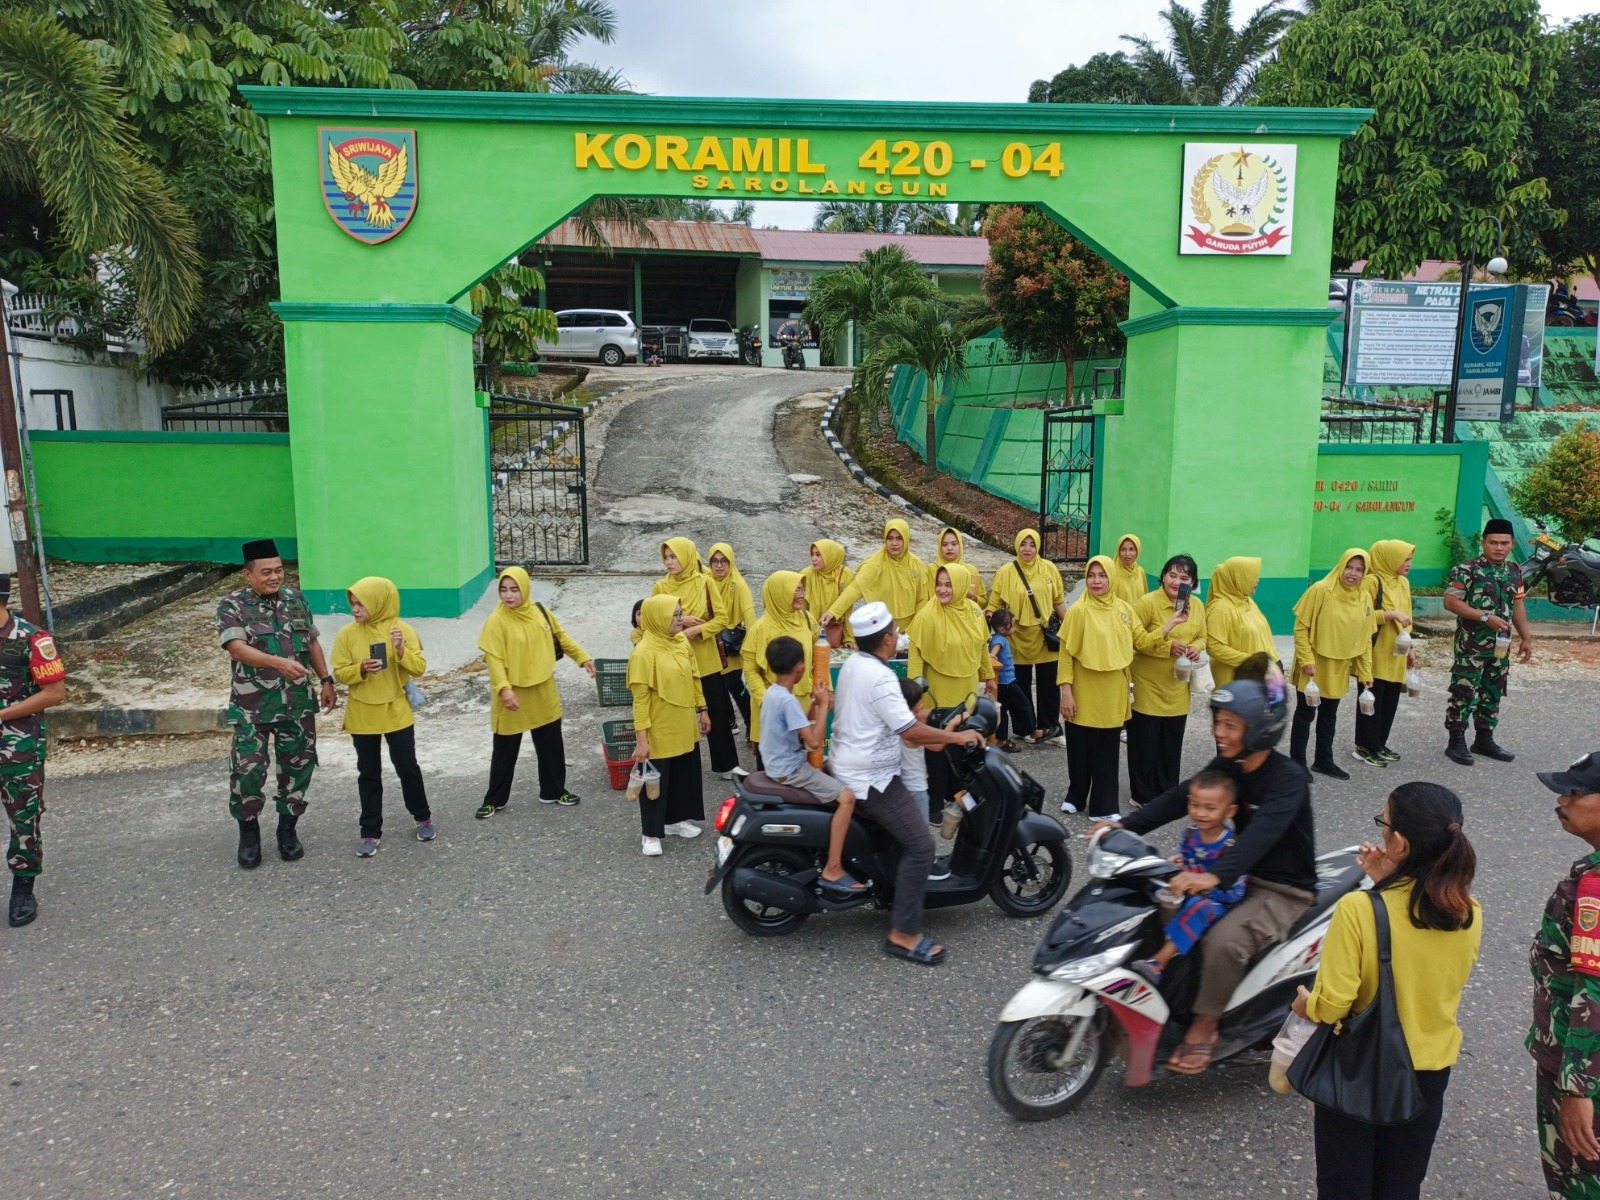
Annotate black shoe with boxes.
[237,819,262,868]
[1310,760,1351,780]
[928,856,952,882]
[1471,734,1515,762]
[8,877,36,927]
[1445,733,1475,766]
[276,814,304,861]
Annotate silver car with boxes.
[536,309,640,366]
[686,318,739,361]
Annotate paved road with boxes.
[4,370,1597,1198]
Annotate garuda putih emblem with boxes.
[1180,144,1295,256]
[320,129,417,244]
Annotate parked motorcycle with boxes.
[1546,290,1596,328]
[704,697,1072,935]
[737,326,763,367]
[779,334,806,371]
[1521,519,1600,610]
[986,826,1364,1120]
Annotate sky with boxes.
[574,0,1597,231]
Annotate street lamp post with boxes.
[1443,215,1510,444]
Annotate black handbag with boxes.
[1288,889,1426,1126]
[718,625,747,656]
[1014,561,1062,651]
[535,602,563,661]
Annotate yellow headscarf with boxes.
[705,542,750,621]
[1207,556,1277,656]
[907,563,986,677]
[1296,548,1375,659]
[802,539,851,621]
[1007,528,1056,625]
[348,576,406,703]
[1366,539,1415,615]
[757,569,811,638]
[854,518,926,620]
[936,526,986,605]
[627,593,697,707]
[1064,555,1136,671]
[477,566,554,688]
[656,536,711,619]
[1111,533,1146,606]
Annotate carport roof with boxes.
[535,220,990,269]
[538,219,761,255]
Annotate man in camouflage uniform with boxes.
[1442,518,1533,765]
[1531,751,1600,1198]
[0,574,66,927]
[218,539,335,868]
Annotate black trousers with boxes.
[1354,678,1403,753]
[854,776,934,936]
[700,670,741,774]
[1064,722,1122,816]
[1126,711,1186,806]
[482,718,567,808]
[723,669,751,731]
[352,726,431,838]
[1014,660,1058,735]
[1314,1068,1450,1200]
[924,747,955,823]
[1290,691,1342,766]
[639,745,705,838]
[995,680,1037,744]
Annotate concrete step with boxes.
[56,563,232,644]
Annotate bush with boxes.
[1510,421,1600,543]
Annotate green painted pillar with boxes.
[272,303,493,616]
[633,255,644,326]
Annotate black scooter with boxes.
[779,334,806,370]
[1522,519,1600,611]
[737,326,763,367]
[704,697,1072,936]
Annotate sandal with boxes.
[884,935,946,966]
[1167,1039,1218,1075]
[818,871,867,897]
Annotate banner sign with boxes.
[1454,284,1519,422]
[1179,144,1296,256]
[1343,281,1549,392]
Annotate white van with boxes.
[536,309,640,365]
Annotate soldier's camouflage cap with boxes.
[1538,752,1600,797]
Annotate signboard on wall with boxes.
[1454,285,1520,422]
[1179,144,1296,256]
[1343,281,1549,391]
[1310,448,1478,582]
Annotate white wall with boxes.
[10,335,173,432]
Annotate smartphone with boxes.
[369,641,388,669]
[1177,582,1193,612]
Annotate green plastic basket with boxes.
[600,718,636,758]
[594,659,631,706]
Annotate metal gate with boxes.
[489,394,589,567]
[1039,404,1094,564]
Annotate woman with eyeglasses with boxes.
[1129,554,1206,805]
[1292,781,1482,1200]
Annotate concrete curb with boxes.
[50,706,227,741]
[819,389,1005,555]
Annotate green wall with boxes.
[31,432,297,563]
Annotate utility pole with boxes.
[0,290,44,625]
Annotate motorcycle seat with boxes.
[1284,864,1367,939]
[741,771,832,806]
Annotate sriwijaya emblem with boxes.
[319,129,418,244]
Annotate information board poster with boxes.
[1343,281,1548,391]
[1454,285,1519,422]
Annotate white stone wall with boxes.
[8,335,173,433]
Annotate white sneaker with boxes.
[641,836,663,856]
[1059,799,1079,815]
[664,821,702,839]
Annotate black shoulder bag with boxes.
[712,582,747,656]
[1014,560,1062,651]
[1370,579,1384,647]
[1287,889,1426,1125]
[535,602,564,662]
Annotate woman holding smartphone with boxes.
[1128,554,1206,805]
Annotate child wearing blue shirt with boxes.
[988,610,1035,754]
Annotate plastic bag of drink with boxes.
[1406,668,1421,698]
[1358,687,1376,716]
[1303,678,1321,708]
[1269,1011,1318,1094]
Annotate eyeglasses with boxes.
[1372,814,1393,831]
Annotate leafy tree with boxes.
[471,261,558,380]
[0,2,201,352]
[1028,52,1157,104]
[1255,0,1559,278]
[811,201,974,236]
[1124,0,1300,105]
[980,206,1129,399]
[860,296,991,481]
[1510,422,1600,543]
[1533,16,1600,288]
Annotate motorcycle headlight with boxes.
[1087,840,1136,879]
[1049,943,1136,983]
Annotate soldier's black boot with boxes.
[8,876,36,927]
[276,814,304,861]
[237,819,262,868]
[1445,732,1475,766]
[1471,732,1515,762]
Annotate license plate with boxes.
[716,836,735,867]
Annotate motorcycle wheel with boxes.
[989,839,1072,917]
[988,1010,1110,1121]
[720,848,812,937]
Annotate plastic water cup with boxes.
[1303,679,1321,708]
[1174,655,1194,682]
[1406,668,1422,698]
[1393,630,1412,657]
[1494,633,1511,659]
[1270,1013,1317,1095]
[1359,687,1376,716]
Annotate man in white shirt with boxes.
[831,602,984,965]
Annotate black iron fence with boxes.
[161,382,289,433]
[1318,395,1437,445]
[489,394,589,567]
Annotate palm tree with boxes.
[811,201,976,236]
[861,297,991,482]
[802,245,934,379]
[0,5,200,352]
[1122,0,1300,106]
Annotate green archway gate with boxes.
[242,87,1369,617]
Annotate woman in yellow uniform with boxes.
[1111,533,1147,608]
[907,562,995,822]
[824,518,930,632]
[1289,548,1375,779]
[629,595,709,857]
[987,528,1067,743]
[475,567,595,817]
[653,537,740,778]
[1058,556,1136,816]
[707,542,756,742]
[1205,556,1279,687]
[742,570,814,770]
[801,539,855,629]
[331,576,433,856]
[1353,538,1416,768]
[935,526,987,608]
[1129,554,1206,805]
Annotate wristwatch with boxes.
[320,675,334,685]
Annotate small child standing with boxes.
[757,636,861,897]
[988,610,1035,754]
[1134,769,1246,983]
